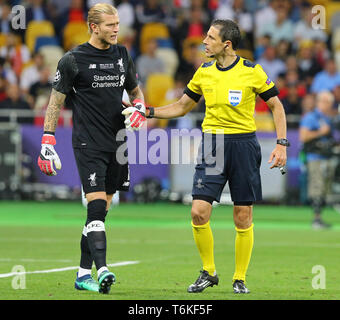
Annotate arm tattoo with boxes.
[44,89,66,132]
[127,86,144,103]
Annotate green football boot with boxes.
[75,273,99,292]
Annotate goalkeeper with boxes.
[124,19,288,294]
[38,4,146,294]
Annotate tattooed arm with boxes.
[126,86,145,104]
[43,89,66,133]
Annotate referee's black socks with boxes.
[86,199,108,271]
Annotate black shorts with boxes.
[192,132,262,203]
[73,148,130,195]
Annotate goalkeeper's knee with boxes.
[86,199,107,224]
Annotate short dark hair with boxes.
[211,19,241,50]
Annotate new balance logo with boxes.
[89,64,97,69]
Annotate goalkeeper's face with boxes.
[95,13,120,46]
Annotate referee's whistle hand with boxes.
[268,145,287,169]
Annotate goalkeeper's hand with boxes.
[121,99,147,131]
[37,134,62,176]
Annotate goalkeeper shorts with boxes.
[192,132,262,203]
[73,147,130,195]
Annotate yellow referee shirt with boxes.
[184,56,278,134]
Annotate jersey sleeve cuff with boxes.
[259,86,279,102]
[184,87,202,103]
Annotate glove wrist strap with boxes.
[42,134,56,145]
[147,107,154,119]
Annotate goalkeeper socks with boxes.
[86,199,108,271]
[191,220,216,276]
[233,223,254,282]
[79,225,93,270]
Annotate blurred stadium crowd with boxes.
[0,0,339,128]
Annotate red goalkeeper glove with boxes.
[121,99,147,131]
[37,134,62,176]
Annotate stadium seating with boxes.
[0,33,7,47]
[325,1,340,32]
[145,73,174,108]
[34,36,59,52]
[332,27,340,52]
[63,21,90,51]
[145,73,175,128]
[155,47,179,76]
[25,20,55,53]
[139,22,170,54]
[39,45,64,75]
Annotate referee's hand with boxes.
[122,99,146,131]
[268,144,287,170]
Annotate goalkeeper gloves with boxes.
[121,99,147,131]
[37,134,62,176]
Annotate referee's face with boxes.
[96,13,120,46]
[203,26,227,58]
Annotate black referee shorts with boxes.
[192,132,262,203]
[73,148,130,195]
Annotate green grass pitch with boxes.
[0,201,340,300]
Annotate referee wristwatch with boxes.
[277,138,290,147]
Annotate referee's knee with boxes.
[191,204,211,225]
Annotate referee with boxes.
[38,4,147,294]
[125,19,288,294]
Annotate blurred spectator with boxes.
[255,0,278,38]
[136,38,165,87]
[285,55,302,77]
[281,82,302,115]
[173,5,209,56]
[214,0,253,50]
[0,2,13,34]
[87,0,114,9]
[26,0,53,25]
[0,75,7,102]
[28,66,51,111]
[332,84,340,113]
[256,45,286,82]
[175,5,209,41]
[254,34,271,61]
[135,0,168,25]
[0,83,33,123]
[314,39,330,69]
[56,0,87,38]
[276,39,292,62]
[49,0,72,16]
[299,91,336,229]
[20,52,46,94]
[293,2,327,45]
[0,31,30,78]
[311,58,340,94]
[0,56,17,84]
[117,0,135,28]
[258,4,294,45]
[118,26,137,60]
[301,93,315,115]
[297,40,321,84]
[175,41,201,85]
